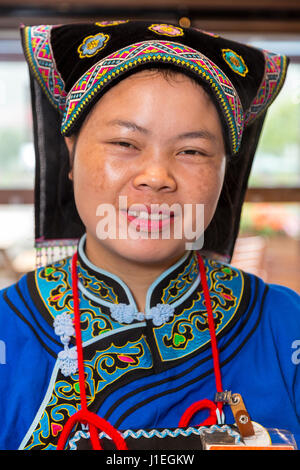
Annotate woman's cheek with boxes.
[74,153,106,195]
[189,168,224,228]
[72,162,102,230]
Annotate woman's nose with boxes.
[132,161,177,193]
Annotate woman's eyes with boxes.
[178,149,210,157]
[108,142,210,157]
[110,141,137,149]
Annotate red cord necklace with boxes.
[56,251,224,450]
[179,253,224,427]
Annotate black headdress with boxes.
[20,20,289,264]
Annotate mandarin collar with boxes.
[76,234,201,321]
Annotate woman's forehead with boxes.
[82,69,221,130]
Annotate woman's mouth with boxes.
[121,206,176,233]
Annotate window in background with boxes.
[0,61,34,189]
[0,59,34,288]
[249,63,300,188]
[0,203,34,289]
[234,203,300,293]
[231,46,300,293]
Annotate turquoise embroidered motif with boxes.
[160,257,198,304]
[78,33,110,59]
[153,259,243,362]
[78,263,120,304]
[222,49,248,77]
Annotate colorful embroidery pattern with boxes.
[22,25,66,111]
[148,24,184,37]
[38,258,73,312]
[22,337,152,450]
[62,40,243,154]
[95,20,129,27]
[222,49,248,77]
[160,254,198,304]
[36,258,116,341]
[78,263,119,304]
[154,259,243,361]
[245,50,288,125]
[78,33,110,58]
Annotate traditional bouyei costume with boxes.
[0,20,299,450]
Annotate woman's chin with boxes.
[105,237,188,266]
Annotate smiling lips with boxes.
[121,205,176,232]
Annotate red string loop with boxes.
[56,409,128,450]
[179,399,218,427]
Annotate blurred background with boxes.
[0,0,299,293]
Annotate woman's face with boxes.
[65,70,226,266]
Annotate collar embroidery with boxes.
[76,234,197,314]
[34,235,243,347]
[34,235,244,377]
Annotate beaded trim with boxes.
[61,40,243,154]
[35,238,78,268]
[68,424,242,449]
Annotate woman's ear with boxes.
[64,135,77,180]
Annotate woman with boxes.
[0,20,299,450]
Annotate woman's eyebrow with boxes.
[106,120,217,143]
[106,119,150,134]
[175,130,217,142]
